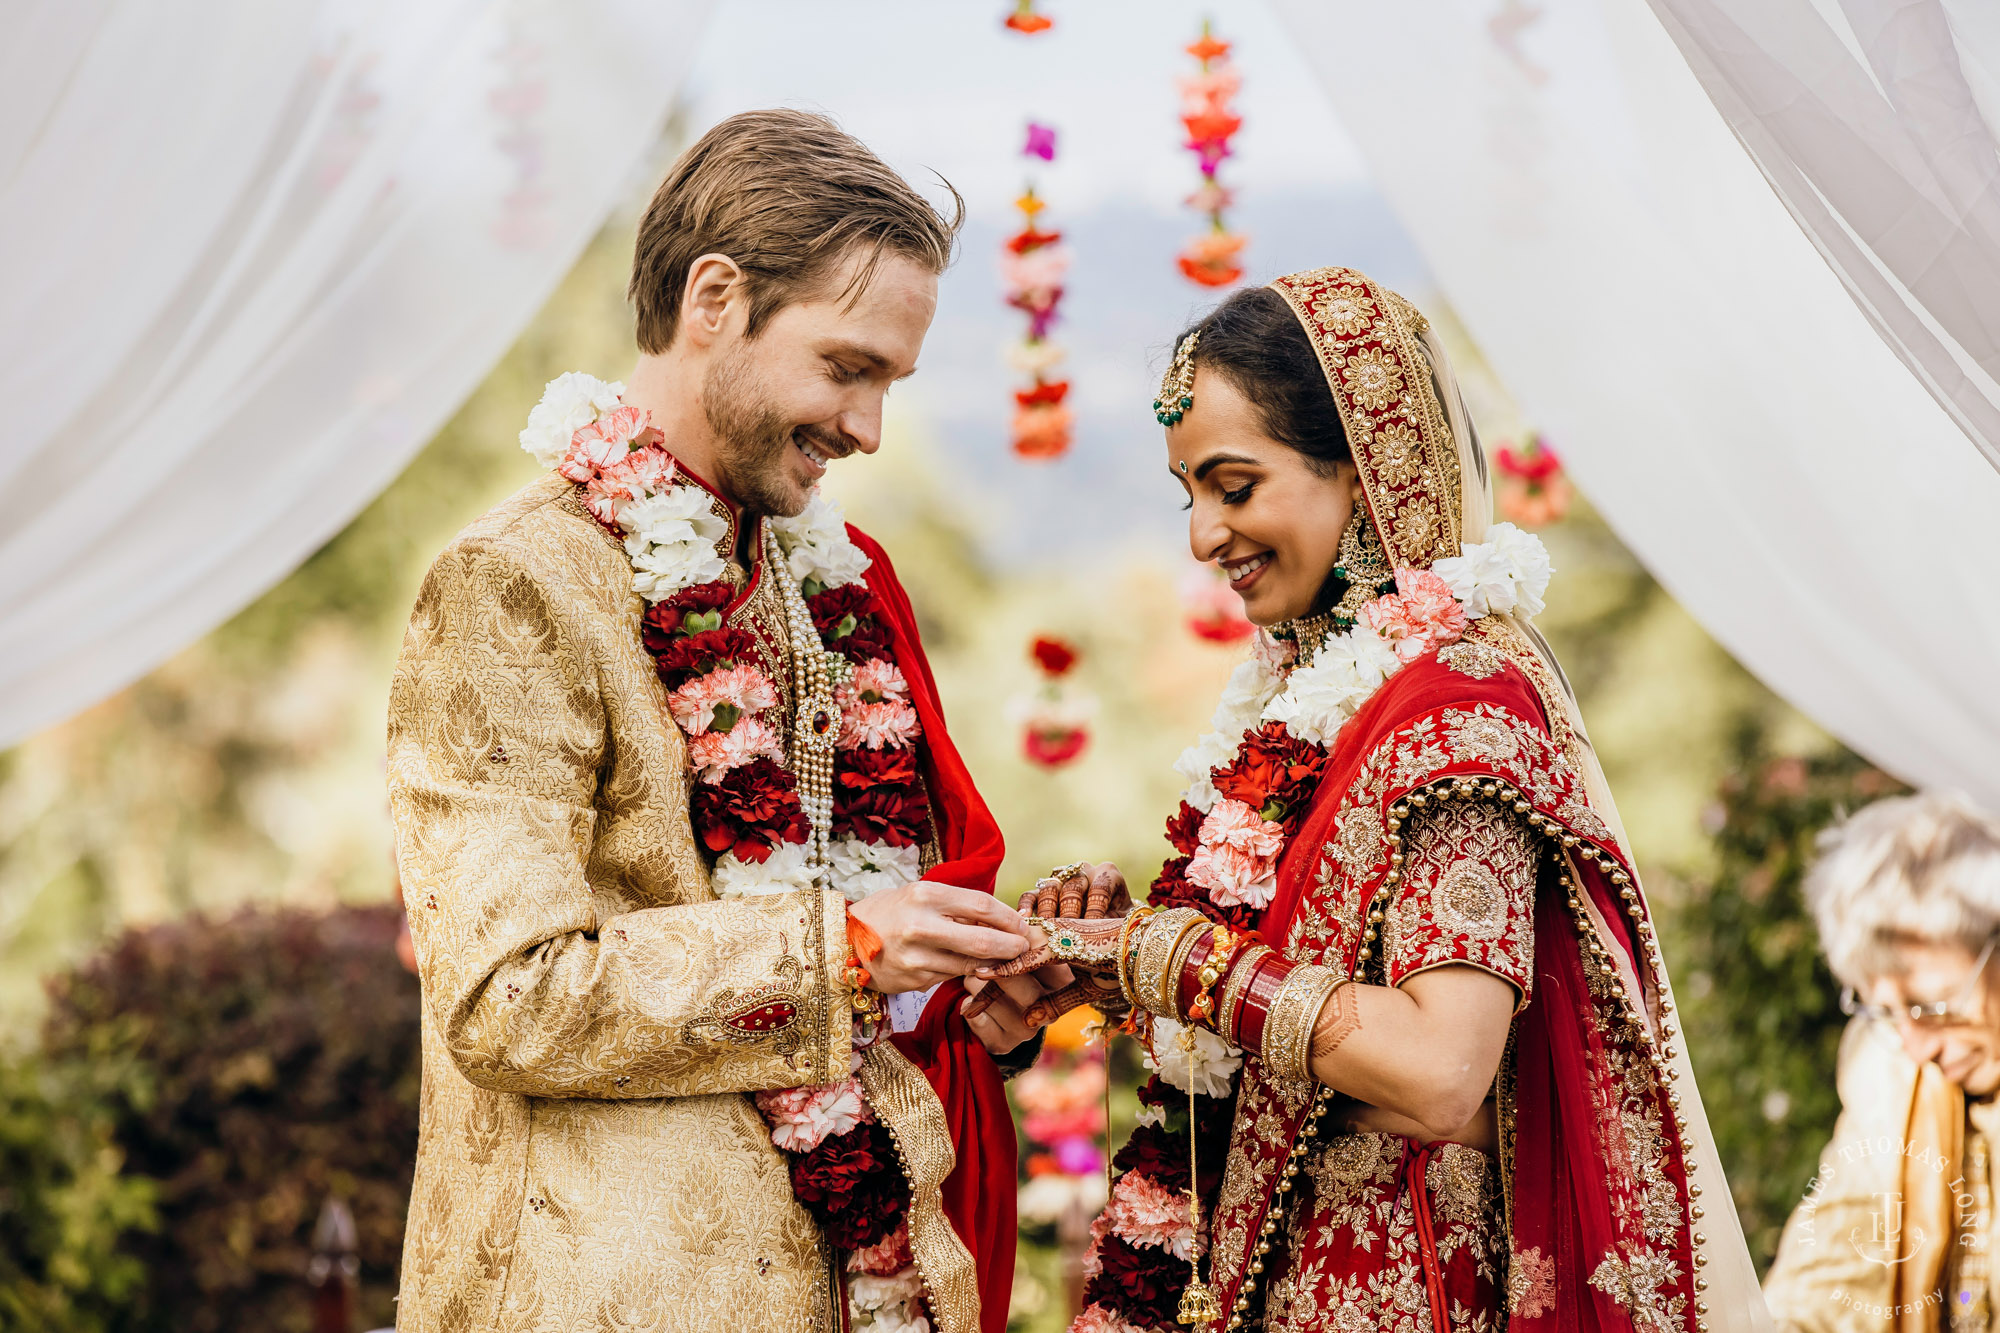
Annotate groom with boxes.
[387,110,1052,1333]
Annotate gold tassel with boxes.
[1176,1025,1222,1328]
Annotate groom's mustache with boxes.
[793,421,857,460]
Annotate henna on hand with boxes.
[1309,979,1361,1064]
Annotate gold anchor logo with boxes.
[1851,1191,1927,1267]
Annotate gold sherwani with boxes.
[1765,1017,1998,1332]
[388,473,852,1333]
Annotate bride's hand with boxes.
[970,914,1130,1028]
[1019,861,1130,920]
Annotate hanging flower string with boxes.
[1072,524,1553,1333]
[1014,635,1095,770]
[1176,22,1246,289]
[1005,125,1074,461]
[1004,0,1053,34]
[1179,564,1255,646]
[1494,431,1573,527]
[519,373,933,1333]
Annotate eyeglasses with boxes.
[1842,935,2000,1027]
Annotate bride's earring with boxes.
[1329,498,1392,627]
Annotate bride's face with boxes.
[1168,368,1364,627]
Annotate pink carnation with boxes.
[847,1220,914,1277]
[689,715,784,783]
[842,657,910,706]
[1072,1302,1148,1333]
[838,700,921,751]
[557,404,652,483]
[753,1077,871,1153]
[1358,567,1469,663]
[582,439,674,522]
[1105,1171,1197,1259]
[1184,798,1284,909]
[668,664,779,734]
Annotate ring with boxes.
[1046,861,1087,883]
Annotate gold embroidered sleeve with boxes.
[1380,797,1538,1007]
[388,536,850,1099]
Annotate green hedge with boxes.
[25,903,421,1332]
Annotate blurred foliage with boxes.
[1662,735,1907,1272]
[0,1054,154,1333]
[34,904,419,1332]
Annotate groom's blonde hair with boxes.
[630,109,963,354]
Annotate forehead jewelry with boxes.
[1153,329,1200,426]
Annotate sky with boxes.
[669,0,1432,567]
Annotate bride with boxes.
[978,267,1771,1333]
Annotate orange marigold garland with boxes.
[1177,21,1246,288]
[1494,432,1574,527]
[1005,124,1074,461]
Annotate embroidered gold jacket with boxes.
[387,473,853,1333]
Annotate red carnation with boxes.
[807,584,874,636]
[692,759,810,860]
[660,579,733,623]
[838,747,923,793]
[1014,381,1070,410]
[1005,225,1062,255]
[1084,1233,1184,1329]
[1212,722,1327,828]
[789,1122,910,1251]
[1163,801,1205,856]
[1030,635,1078,676]
[650,627,762,686]
[834,783,932,849]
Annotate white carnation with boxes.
[621,488,729,601]
[1210,657,1283,738]
[772,491,872,591]
[1173,731,1241,812]
[1435,523,1552,619]
[849,1268,926,1314]
[710,843,816,897]
[828,838,921,903]
[519,371,624,467]
[1261,628,1395,747]
[1145,1017,1243,1098]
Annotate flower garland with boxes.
[1003,0,1053,34]
[1013,635,1094,770]
[1005,124,1074,461]
[1495,432,1573,527]
[1176,22,1246,289]
[1073,523,1552,1333]
[521,374,936,1333]
[1179,564,1255,646]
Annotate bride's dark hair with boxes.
[1176,287,1351,473]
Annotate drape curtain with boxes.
[1644,0,2000,477]
[1267,0,2000,812]
[0,0,713,750]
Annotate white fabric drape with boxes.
[0,0,712,750]
[1644,0,2000,476]
[1266,0,2000,815]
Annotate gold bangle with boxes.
[1159,920,1210,1020]
[1261,966,1343,1084]
[1115,906,1158,1009]
[1134,908,1207,1018]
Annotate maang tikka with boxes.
[1154,330,1200,426]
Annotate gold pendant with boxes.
[1178,1279,1222,1328]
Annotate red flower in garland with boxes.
[1212,721,1328,828]
[1003,0,1052,34]
[691,758,810,861]
[809,585,892,663]
[1031,634,1078,676]
[1164,801,1206,856]
[648,626,761,682]
[1084,1233,1185,1328]
[834,783,933,849]
[789,1122,909,1250]
[838,746,923,793]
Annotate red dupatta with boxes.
[851,528,1018,1333]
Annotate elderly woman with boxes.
[1766,790,2000,1332]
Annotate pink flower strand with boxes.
[1185,798,1284,908]
[844,657,911,706]
[669,664,779,734]
[1072,1303,1149,1333]
[688,715,784,783]
[838,700,921,752]
[846,1221,915,1277]
[1358,567,1469,663]
[753,1077,871,1154]
[557,404,652,482]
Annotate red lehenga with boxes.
[1069,267,1767,1333]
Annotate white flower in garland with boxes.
[621,488,729,600]
[519,372,626,467]
[1433,521,1552,618]
[772,491,871,591]
[1146,1017,1244,1098]
[711,842,818,898]
[1262,628,1400,748]
[827,837,922,903]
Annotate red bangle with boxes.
[1175,925,1255,1029]
[1230,950,1298,1052]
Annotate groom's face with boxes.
[700,251,936,518]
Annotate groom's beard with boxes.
[701,342,808,519]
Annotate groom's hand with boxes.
[958,974,1050,1055]
[848,881,1031,995]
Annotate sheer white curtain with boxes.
[1267,0,2000,812]
[1644,0,2000,476]
[0,0,712,749]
